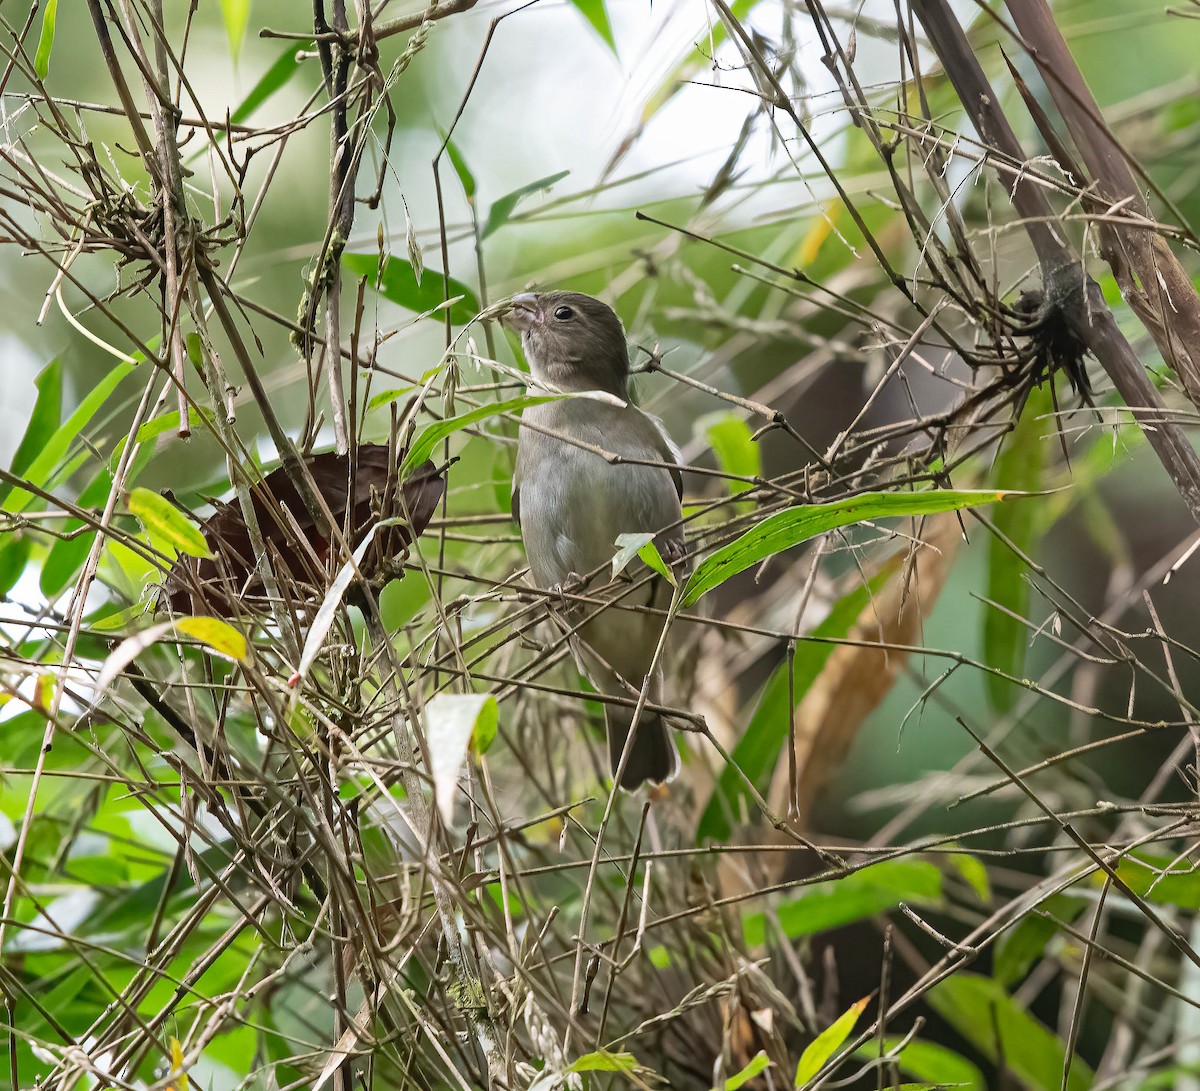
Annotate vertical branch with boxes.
[1000,0,1200,403]
[910,0,1200,524]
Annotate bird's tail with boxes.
[606,706,679,790]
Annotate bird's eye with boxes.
[553,305,575,320]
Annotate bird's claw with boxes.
[549,572,585,613]
[658,537,688,570]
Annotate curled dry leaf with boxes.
[162,447,446,618]
[772,513,962,833]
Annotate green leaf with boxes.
[342,253,479,326]
[639,0,754,122]
[795,997,868,1086]
[564,1050,638,1074]
[399,395,564,480]
[1117,852,1200,908]
[743,859,942,946]
[722,1050,769,1089]
[947,852,991,904]
[3,361,136,514]
[926,974,1092,1091]
[127,488,212,559]
[611,532,674,584]
[2,358,62,504]
[34,0,58,78]
[638,538,674,583]
[994,912,1061,989]
[683,489,1015,607]
[218,0,251,58]
[366,387,413,413]
[40,523,95,599]
[697,570,889,843]
[0,535,31,596]
[865,1038,983,1091]
[109,406,214,468]
[700,411,760,495]
[984,387,1050,712]
[568,0,616,52]
[482,171,571,238]
[445,138,476,200]
[231,45,304,124]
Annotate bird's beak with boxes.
[503,293,542,333]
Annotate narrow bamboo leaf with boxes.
[638,539,674,584]
[2,358,62,504]
[0,536,31,596]
[426,694,498,823]
[167,1036,189,1091]
[640,0,754,122]
[697,570,889,843]
[722,1050,769,1089]
[446,138,476,200]
[3,361,136,514]
[78,465,115,507]
[947,852,991,904]
[794,997,869,1086]
[926,974,1092,1091]
[94,621,176,696]
[109,406,214,468]
[218,0,250,57]
[40,524,95,599]
[175,616,249,662]
[366,387,414,413]
[568,0,616,52]
[34,0,58,78]
[231,46,305,123]
[399,395,565,480]
[469,700,499,755]
[1117,852,1200,908]
[994,894,1086,988]
[612,532,654,579]
[700,411,759,495]
[127,488,212,559]
[866,1039,983,1091]
[564,1050,638,1074]
[297,529,379,681]
[482,170,570,238]
[611,532,675,584]
[342,253,479,325]
[135,406,213,446]
[683,489,1015,607]
[984,387,1049,712]
[743,860,941,947]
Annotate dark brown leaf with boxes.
[161,448,446,617]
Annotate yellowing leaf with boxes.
[175,616,249,663]
[127,488,211,559]
[564,1050,638,1074]
[167,1036,189,1091]
[794,200,842,269]
[721,1050,770,1089]
[795,997,868,1087]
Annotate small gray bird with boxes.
[506,291,686,789]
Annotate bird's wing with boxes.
[510,462,522,528]
[646,411,684,502]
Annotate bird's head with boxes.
[503,290,629,397]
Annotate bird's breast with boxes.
[517,404,679,588]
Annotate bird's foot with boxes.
[546,573,586,616]
[658,537,689,572]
